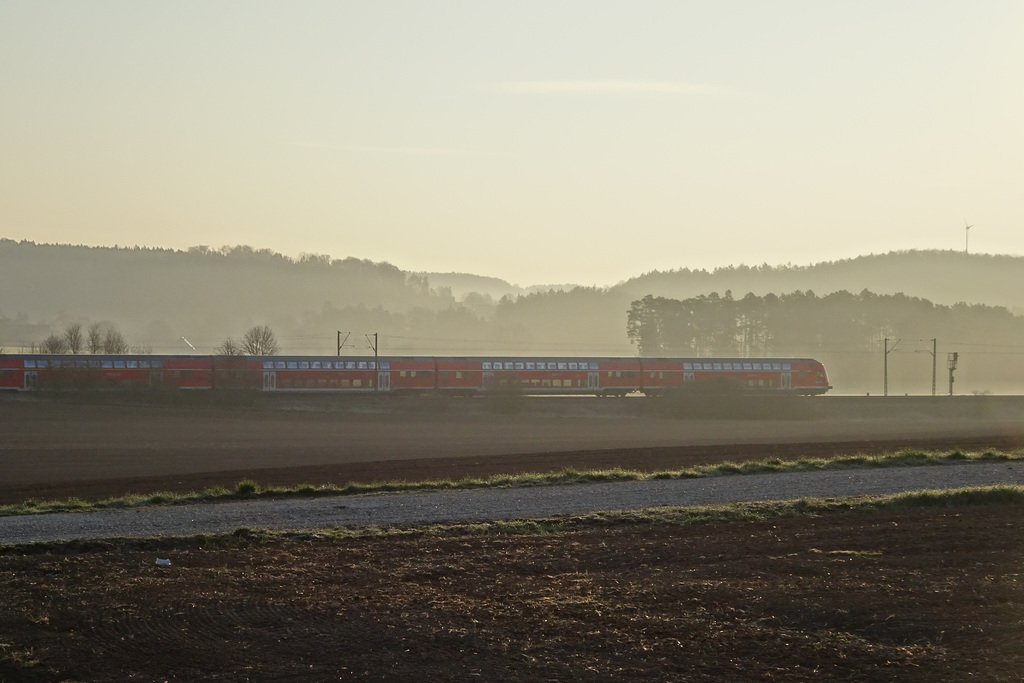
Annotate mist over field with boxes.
[3,239,1024,395]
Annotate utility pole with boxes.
[929,338,937,396]
[366,333,379,391]
[336,331,351,356]
[884,337,901,396]
[947,352,959,395]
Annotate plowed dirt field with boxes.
[1,394,1023,681]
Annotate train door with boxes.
[377,371,391,392]
[781,372,791,390]
[684,372,695,384]
[587,372,599,391]
[482,372,494,389]
[24,371,38,391]
[263,371,276,391]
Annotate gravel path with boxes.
[3,462,1024,545]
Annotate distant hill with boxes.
[613,250,1024,313]
[417,272,577,300]
[0,240,453,353]
[3,242,1024,386]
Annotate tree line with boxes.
[626,289,1023,358]
[35,323,281,357]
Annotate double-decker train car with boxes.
[0,353,832,396]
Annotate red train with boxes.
[0,354,832,396]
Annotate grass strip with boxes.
[3,484,1022,555]
[2,448,1021,517]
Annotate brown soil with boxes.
[1,395,1023,680]
[2,506,1022,681]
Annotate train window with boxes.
[713,363,722,370]
[287,362,298,369]
[515,363,524,370]
[568,363,578,370]
[89,360,101,368]
[114,361,125,369]
[139,361,149,369]
[263,361,274,369]
[753,363,762,370]
[102,361,113,368]
[502,362,512,370]
[783,363,791,370]
[357,362,367,369]
[773,363,781,370]
[380,362,390,369]
[322,362,332,369]
[276,361,286,369]
[369,362,376,370]
[525,362,535,370]
[37,360,49,368]
[24,360,36,368]
[127,361,138,369]
[311,362,321,369]
[482,362,492,370]
[558,363,567,370]
[743,363,752,371]
[299,362,309,369]
[346,362,356,369]
[682,363,691,370]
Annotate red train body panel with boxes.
[0,354,832,396]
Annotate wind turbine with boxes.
[964,219,973,254]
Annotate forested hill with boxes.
[3,241,1024,388]
[613,251,1024,314]
[0,241,456,352]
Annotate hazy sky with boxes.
[2,1,1022,286]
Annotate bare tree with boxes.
[102,328,130,354]
[216,338,244,356]
[63,323,84,354]
[240,325,280,355]
[87,323,104,354]
[39,333,68,354]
